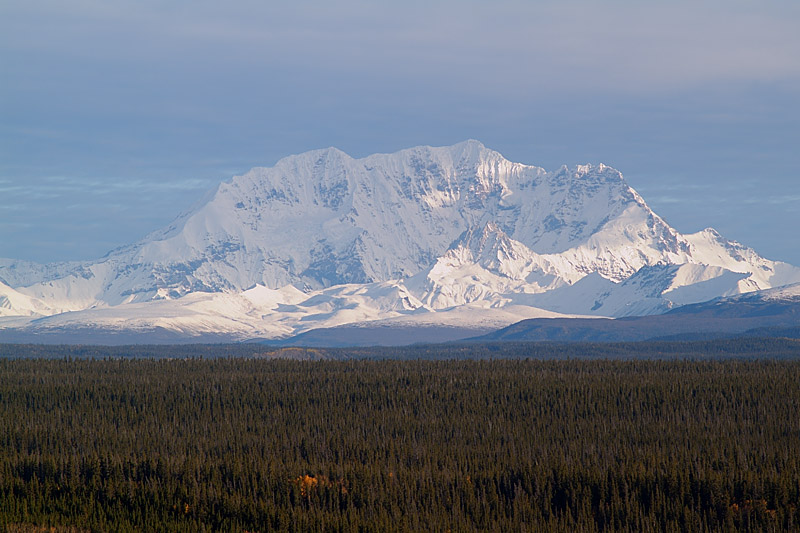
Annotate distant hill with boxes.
[471,284,800,343]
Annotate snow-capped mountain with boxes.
[2,140,799,342]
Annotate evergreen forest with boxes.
[0,354,799,531]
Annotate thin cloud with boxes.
[6,175,216,195]
[766,195,800,205]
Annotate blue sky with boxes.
[2,1,799,264]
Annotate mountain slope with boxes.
[0,280,52,318]
[405,222,581,310]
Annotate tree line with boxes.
[0,335,799,360]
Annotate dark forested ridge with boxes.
[1,357,799,531]
[469,293,800,343]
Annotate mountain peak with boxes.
[445,139,491,162]
[450,222,516,259]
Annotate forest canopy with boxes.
[0,356,798,531]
